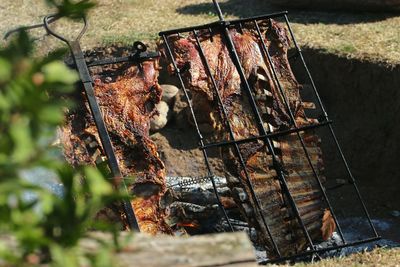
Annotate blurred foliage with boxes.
[46,0,96,19]
[0,1,127,266]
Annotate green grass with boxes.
[338,44,357,54]
[100,32,159,46]
[1,0,400,64]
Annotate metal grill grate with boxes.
[4,15,161,232]
[159,0,380,263]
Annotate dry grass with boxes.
[292,17,400,65]
[273,248,400,267]
[0,0,220,52]
[1,0,400,64]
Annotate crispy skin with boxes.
[163,20,335,257]
[60,60,172,235]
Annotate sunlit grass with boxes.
[1,0,400,64]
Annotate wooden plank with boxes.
[81,232,257,267]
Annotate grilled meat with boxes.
[60,60,172,235]
[162,20,335,257]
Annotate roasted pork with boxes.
[162,20,335,257]
[60,59,172,235]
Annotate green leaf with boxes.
[50,245,80,267]
[84,167,113,197]
[91,244,114,267]
[40,48,69,66]
[38,105,64,124]
[0,31,33,59]
[9,116,34,162]
[42,61,78,85]
[0,58,11,82]
[46,0,96,19]
[0,90,10,111]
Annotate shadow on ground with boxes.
[177,0,399,25]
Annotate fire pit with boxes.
[4,0,383,264]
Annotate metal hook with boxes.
[133,41,147,53]
[3,16,59,40]
[43,14,88,45]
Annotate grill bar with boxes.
[158,11,289,36]
[284,15,379,239]
[212,0,315,249]
[42,15,140,231]
[161,34,234,233]
[191,28,281,255]
[253,19,346,244]
[201,120,332,150]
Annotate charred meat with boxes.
[161,20,335,257]
[60,59,172,235]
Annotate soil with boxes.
[291,48,400,221]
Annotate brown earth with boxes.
[291,48,400,220]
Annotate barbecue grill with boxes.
[4,0,381,263]
[159,0,380,263]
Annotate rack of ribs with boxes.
[60,59,172,235]
[161,19,335,257]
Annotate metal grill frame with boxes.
[4,15,164,232]
[159,0,380,263]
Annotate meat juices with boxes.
[60,60,172,235]
[162,20,335,257]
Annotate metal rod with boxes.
[210,3,315,248]
[253,19,346,244]
[191,29,281,256]
[42,15,140,231]
[159,21,221,36]
[228,11,288,24]
[283,14,379,238]
[4,15,59,40]
[161,34,234,232]
[71,42,140,231]
[158,12,288,36]
[212,0,225,21]
[201,121,332,150]
[86,52,159,67]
